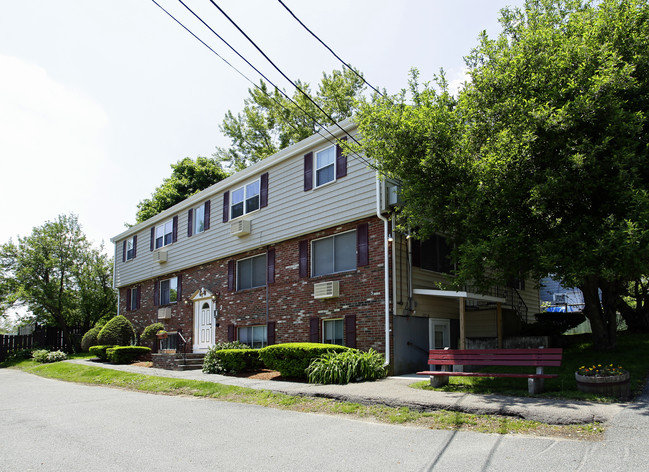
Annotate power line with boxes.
[276,0,385,98]
[150,0,350,161]
[205,0,364,149]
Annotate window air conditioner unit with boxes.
[230,219,251,237]
[153,249,168,263]
[157,307,171,320]
[314,281,340,299]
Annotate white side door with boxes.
[195,301,214,350]
[428,318,450,350]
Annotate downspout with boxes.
[113,243,119,317]
[375,172,390,367]
[391,214,397,315]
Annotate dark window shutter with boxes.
[133,235,137,258]
[303,153,313,191]
[267,248,275,284]
[204,200,211,230]
[299,240,309,278]
[411,240,421,268]
[309,317,319,343]
[150,227,155,252]
[357,222,369,267]
[227,324,235,342]
[177,274,182,302]
[126,287,132,311]
[267,321,276,345]
[260,172,269,208]
[172,216,178,243]
[227,260,235,291]
[187,209,193,237]
[345,314,357,348]
[154,280,160,306]
[222,191,230,222]
[336,137,347,179]
[136,286,141,310]
[122,241,126,262]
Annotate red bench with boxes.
[416,348,562,394]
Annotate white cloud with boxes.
[448,67,472,96]
[0,54,109,244]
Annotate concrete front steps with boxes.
[152,352,205,371]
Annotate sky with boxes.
[0,0,525,253]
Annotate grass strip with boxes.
[9,359,603,440]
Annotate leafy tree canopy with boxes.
[354,0,649,350]
[135,156,228,224]
[0,214,116,349]
[214,67,366,171]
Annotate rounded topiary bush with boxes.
[258,343,351,379]
[97,315,136,346]
[81,326,102,352]
[140,322,166,343]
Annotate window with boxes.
[231,180,260,219]
[312,231,356,277]
[126,286,140,311]
[124,235,136,261]
[155,219,174,249]
[159,277,178,305]
[315,145,336,187]
[323,319,343,345]
[194,204,205,234]
[416,235,453,274]
[238,325,267,349]
[237,254,266,291]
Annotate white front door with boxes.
[195,300,214,350]
[429,318,451,350]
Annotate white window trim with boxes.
[194,204,206,235]
[128,287,138,310]
[322,318,344,346]
[314,145,337,189]
[231,178,261,220]
[155,219,174,249]
[236,254,266,291]
[126,237,136,261]
[311,229,357,277]
[159,276,178,306]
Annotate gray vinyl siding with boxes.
[113,131,377,288]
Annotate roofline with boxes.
[111,118,357,243]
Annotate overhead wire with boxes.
[151,0,350,160]
[276,0,385,98]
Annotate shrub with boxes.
[140,322,166,342]
[89,345,115,361]
[202,341,251,374]
[306,349,387,384]
[32,349,50,363]
[32,349,68,363]
[106,346,151,364]
[81,326,102,352]
[5,348,33,362]
[523,312,587,336]
[97,315,136,346]
[258,343,351,379]
[202,348,261,374]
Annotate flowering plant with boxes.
[577,363,625,377]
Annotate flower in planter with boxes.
[577,363,625,377]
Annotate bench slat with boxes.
[416,371,558,379]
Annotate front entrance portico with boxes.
[190,288,217,352]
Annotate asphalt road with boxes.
[0,369,646,471]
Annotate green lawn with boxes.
[413,332,649,401]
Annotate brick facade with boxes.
[120,217,390,354]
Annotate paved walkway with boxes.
[67,359,628,425]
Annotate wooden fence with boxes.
[0,326,84,361]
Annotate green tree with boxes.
[0,214,116,350]
[76,245,116,330]
[354,0,649,351]
[214,67,366,171]
[135,157,229,223]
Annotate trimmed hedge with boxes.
[203,349,262,374]
[106,346,151,364]
[81,326,101,352]
[97,315,136,346]
[89,345,116,361]
[306,349,387,384]
[202,341,252,374]
[258,343,352,379]
[141,322,166,342]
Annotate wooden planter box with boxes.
[575,370,630,399]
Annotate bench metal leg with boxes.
[528,366,544,394]
[430,375,449,388]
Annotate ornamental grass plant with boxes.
[306,349,387,385]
